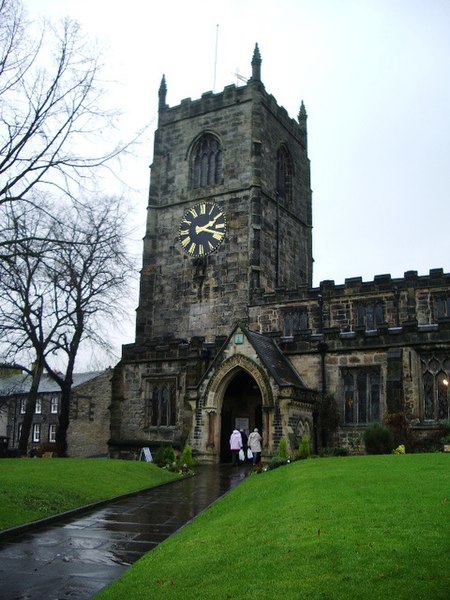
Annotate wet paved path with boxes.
[0,465,249,600]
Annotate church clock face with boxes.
[178,202,226,257]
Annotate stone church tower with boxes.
[135,44,312,342]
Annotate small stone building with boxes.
[110,46,450,462]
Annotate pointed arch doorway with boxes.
[219,370,262,463]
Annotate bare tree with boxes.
[0,0,129,241]
[0,203,71,452]
[0,0,138,453]
[43,197,134,453]
[0,196,134,453]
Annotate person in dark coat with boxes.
[240,429,248,462]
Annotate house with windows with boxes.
[1,369,112,457]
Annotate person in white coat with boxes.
[247,428,262,464]
[229,429,243,465]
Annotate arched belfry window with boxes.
[191,134,222,189]
[276,145,292,200]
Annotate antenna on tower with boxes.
[213,24,219,92]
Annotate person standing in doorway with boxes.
[240,429,248,462]
[248,427,262,464]
[229,429,243,465]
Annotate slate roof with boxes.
[245,329,309,389]
[0,371,107,397]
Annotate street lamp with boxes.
[443,379,449,420]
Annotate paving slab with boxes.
[0,464,249,600]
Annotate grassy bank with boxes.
[96,454,449,600]
[0,458,180,530]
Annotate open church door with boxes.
[219,370,262,463]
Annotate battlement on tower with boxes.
[158,80,305,144]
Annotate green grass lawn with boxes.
[0,458,180,531]
[95,454,449,600]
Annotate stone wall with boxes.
[67,370,113,458]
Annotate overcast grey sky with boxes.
[24,0,450,363]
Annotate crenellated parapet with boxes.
[157,43,306,148]
[249,268,450,337]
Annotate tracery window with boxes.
[276,145,292,201]
[421,354,450,420]
[148,381,177,427]
[191,134,222,188]
[342,368,381,424]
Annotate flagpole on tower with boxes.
[213,24,219,92]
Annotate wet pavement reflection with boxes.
[0,464,250,600]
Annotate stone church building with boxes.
[110,46,450,462]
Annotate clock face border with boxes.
[178,201,227,257]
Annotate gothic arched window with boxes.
[421,354,450,421]
[191,134,222,189]
[149,381,176,427]
[276,145,292,201]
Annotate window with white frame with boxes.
[35,398,42,414]
[32,423,41,443]
[50,396,59,414]
[49,424,56,443]
[20,398,26,414]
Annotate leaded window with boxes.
[283,310,308,336]
[342,368,381,424]
[421,353,450,421]
[356,301,384,330]
[191,134,222,188]
[434,296,450,321]
[148,381,177,427]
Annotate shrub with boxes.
[393,444,406,454]
[164,446,176,464]
[384,412,413,447]
[363,423,394,455]
[277,437,289,460]
[178,444,197,468]
[299,435,310,459]
[321,447,349,457]
[270,455,288,469]
[153,445,175,467]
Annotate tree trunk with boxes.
[18,361,44,454]
[55,381,71,456]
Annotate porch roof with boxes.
[245,329,309,389]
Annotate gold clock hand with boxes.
[195,226,224,236]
